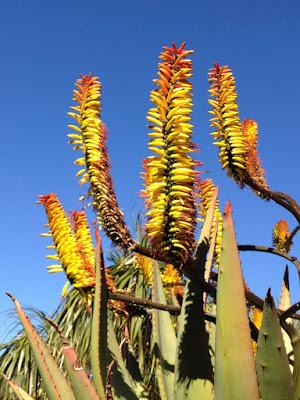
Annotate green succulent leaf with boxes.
[174,280,214,400]
[90,232,109,399]
[151,260,177,400]
[6,292,75,400]
[215,202,259,400]
[256,290,295,400]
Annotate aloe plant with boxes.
[1,42,300,400]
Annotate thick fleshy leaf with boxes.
[151,261,177,400]
[278,266,293,373]
[174,280,214,399]
[45,318,100,400]
[108,318,147,400]
[256,290,295,399]
[90,231,109,399]
[215,202,259,400]
[6,293,75,400]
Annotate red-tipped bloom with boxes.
[143,43,199,265]
[68,74,132,250]
[38,194,95,290]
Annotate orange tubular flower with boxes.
[38,194,95,290]
[272,219,291,253]
[68,74,132,250]
[198,179,223,267]
[143,43,198,266]
[241,118,269,194]
[208,64,246,186]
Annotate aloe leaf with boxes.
[6,292,75,400]
[290,326,300,398]
[278,266,293,372]
[90,231,109,399]
[198,187,218,245]
[45,318,100,400]
[215,202,259,400]
[256,290,295,399]
[174,280,214,399]
[108,317,146,400]
[2,376,35,400]
[151,260,177,400]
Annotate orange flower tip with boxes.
[224,200,232,216]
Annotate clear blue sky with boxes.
[0,0,299,340]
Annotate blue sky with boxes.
[0,0,299,340]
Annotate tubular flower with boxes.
[198,179,223,268]
[272,219,291,253]
[241,118,269,195]
[143,43,198,265]
[252,307,263,354]
[161,263,184,298]
[208,64,246,185]
[69,211,95,275]
[135,253,153,285]
[68,74,132,250]
[38,194,95,290]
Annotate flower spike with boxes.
[68,74,132,250]
[208,64,246,185]
[242,118,269,195]
[198,179,223,267]
[143,43,198,265]
[38,194,95,290]
[272,219,291,253]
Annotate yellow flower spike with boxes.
[69,211,95,276]
[272,219,291,253]
[208,64,246,186]
[252,307,263,354]
[135,254,153,285]
[241,118,269,195]
[197,179,223,268]
[161,263,183,298]
[143,43,199,266]
[38,193,95,290]
[68,74,133,250]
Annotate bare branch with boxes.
[238,244,300,272]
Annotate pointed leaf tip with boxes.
[283,265,290,290]
[266,288,275,308]
[224,201,232,216]
[5,292,16,302]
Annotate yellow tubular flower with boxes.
[135,253,153,285]
[38,194,95,289]
[208,64,246,186]
[69,211,95,275]
[143,43,198,266]
[161,263,183,298]
[68,74,132,250]
[241,118,269,195]
[197,179,223,267]
[272,219,291,253]
[252,307,263,354]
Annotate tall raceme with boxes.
[68,74,132,250]
[38,194,95,292]
[198,179,223,267]
[142,43,199,266]
[241,118,269,194]
[69,210,95,272]
[272,219,291,253]
[208,64,246,185]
